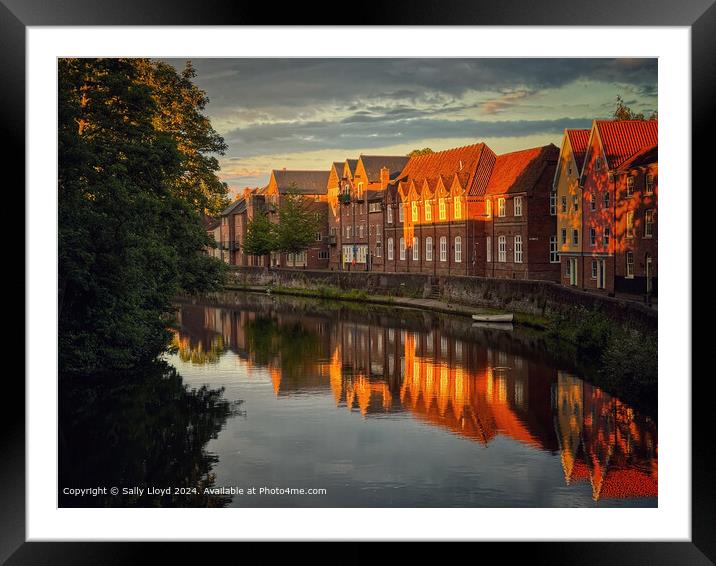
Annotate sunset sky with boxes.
[166,58,657,195]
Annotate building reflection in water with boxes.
[173,297,657,503]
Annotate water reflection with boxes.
[59,361,236,507]
[170,293,657,506]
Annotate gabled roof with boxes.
[358,155,410,182]
[566,128,590,170]
[345,159,358,178]
[201,215,220,230]
[486,144,559,196]
[271,169,330,195]
[397,143,495,197]
[594,120,658,170]
[220,198,245,216]
[616,144,658,171]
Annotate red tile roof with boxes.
[397,143,495,197]
[566,129,590,170]
[485,144,559,196]
[595,120,658,170]
[616,144,658,171]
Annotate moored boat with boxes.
[471,313,514,322]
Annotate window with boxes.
[455,236,462,263]
[566,260,571,276]
[590,194,596,211]
[626,176,635,196]
[375,243,381,257]
[412,201,418,222]
[440,236,447,262]
[626,211,634,238]
[514,196,523,217]
[603,227,610,246]
[573,195,579,212]
[412,237,419,261]
[399,237,406,260]
[369,202,380,213]
[498,235,506,262]
[626,251,634,278]
[591,261,597,279]
[375,224,381,241]
[549,193,556,216]
[359,224,364,238]
[425,201,432,222]
[590,228,596,246]
[645,209,654,237]
[487,236,492,262]
[595,156,602,171]
[426,237,433,261]
[454,197,462,219]
[486,199,493,217]
[604,191,610,208]
[561,228,567,245]
[439,198,446,220]
[646,173,655,195]
[398,204,404,223]
[498,198,506,217]
[561,196,567,213]
[514,236,522,263]
[315,232,322,241]
[387,206,393,224]
[346,226,352,239]
[387,237,394,260]
[318,250,329,260]
[572,229,579,245]
[550,236,558,263]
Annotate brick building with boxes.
[483,144,560,281]
[264,169,331,269]
[553,129,590,287]
[579,119,658,295]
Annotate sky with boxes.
[166,58,657,196]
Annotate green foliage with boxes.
[613,94,657,121]
[58,58,228,375]
[407,147,434,157]
[243,211,276,257]
[274,188,322,254]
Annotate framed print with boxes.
[7,0,708,562]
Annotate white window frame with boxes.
[425,201,432,222]
[398,204,404,223]
[591,260,597,279]
[645,173,655,195]
[498,235,506,263]
[572,194,579,212]
[645,209,654,237]
[387,237,394,260]
[549,236,558,263]
[439,198,446,220]
[487,236,492,262]
[411,201,418,222]
[498,197,506,217]
[549,193,556,216]
[572,229,579,246]
[426,237,433,261]
[455,236,462,263]
[626,251,635,278]
[439,236,447,262]
[514,235,522,263]
[454,197,462,220]
[626,211,635,238]
[561,228,567,245]
[399,237,406,260]
[626,176,635,196]
[590,228,596,246]
[603,227,610,246]
[486,198,493,217]
[412,237,419,261]
[514,196,523,217]
[387,205,393,224]
[561,195,567,213]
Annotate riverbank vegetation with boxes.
[59,58,228,375]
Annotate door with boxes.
[596,259,606,289]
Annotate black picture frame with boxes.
[6,1,706,562]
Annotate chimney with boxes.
[380,166,390,189]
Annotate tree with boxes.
[243,211,276,258]
[408,147,434,157]
[274,188,322,255]
[58,58,228,374]
[612,95,657,121]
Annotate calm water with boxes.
[59,292,657,507]
[163,292,657,508]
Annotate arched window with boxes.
[412,237,419,261]
[387,237,394,260]
[399,237,406,260]
[440,236,447,262]
[426,237,433,261]
[455,236,462,263]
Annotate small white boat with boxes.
[471,313,514,323]
[472,322,514,331]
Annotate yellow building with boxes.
[553,129,590,287]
